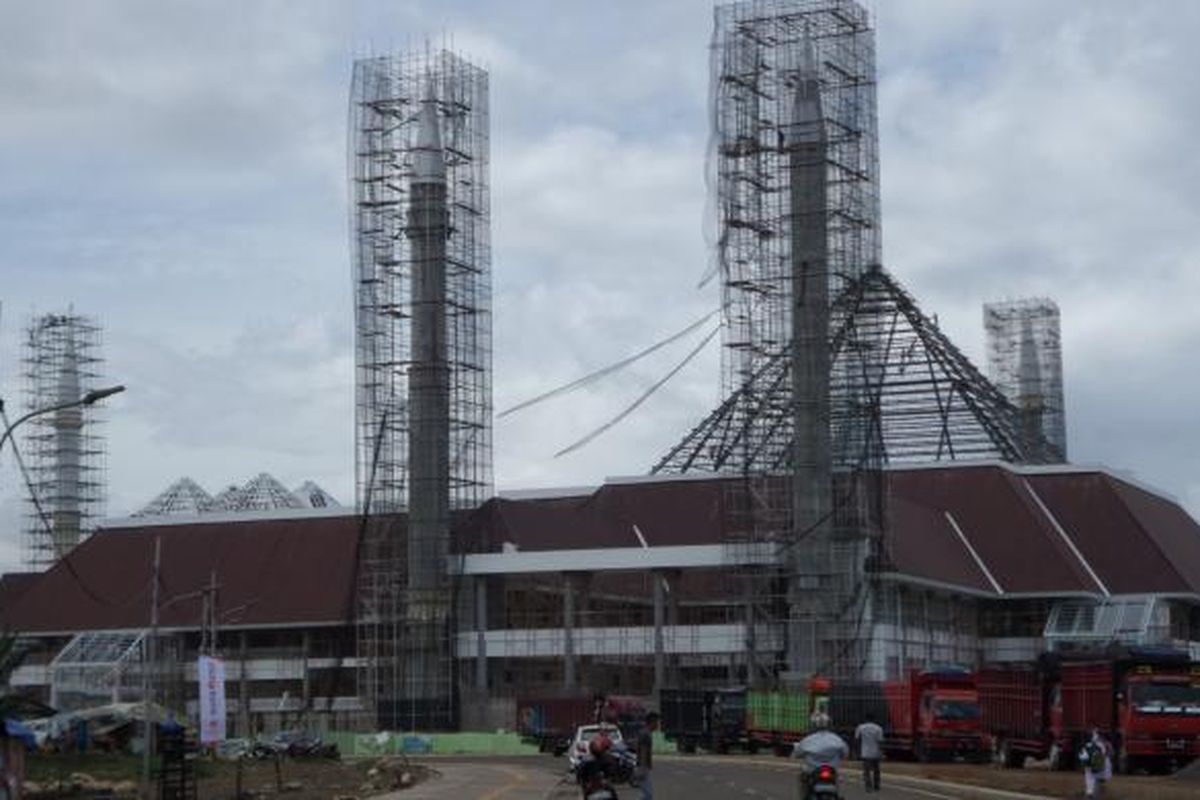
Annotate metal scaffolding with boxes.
[657,264,1061,469]
[21,312,106,569]
[657,0,1061,685]
[984,299,1066,462]
[350,48,492,730]
[697,0,886,683]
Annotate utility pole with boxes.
[142,535,161,797]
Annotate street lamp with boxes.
[0,384,125,454]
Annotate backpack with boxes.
[1084,742,1106,773]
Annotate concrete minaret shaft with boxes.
[52,333,84,558]
[406,86,451,704]
[787,36,835,678]
[1016,316,1045,462]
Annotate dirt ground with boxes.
[25,755,435,800]
[197,758,436,800]
[875,759,1200,800]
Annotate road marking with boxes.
[659,755,1053,799]
[480,764,531,799]
[895,787,959,800]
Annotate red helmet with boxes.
[589,733,612,757]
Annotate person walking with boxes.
[854,713,884,792]
[636,711,659,799]
[1082,729,1110,798]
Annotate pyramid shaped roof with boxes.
[133,478,217,517]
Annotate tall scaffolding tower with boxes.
[21,312,106,569]
[350,49,492,730]
[984,299,1066,462]
[704,0,885,683]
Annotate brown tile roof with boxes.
[3,514,362,634]
[0,573,39,625]
[5,464,1200,635]
[882,495,995,594]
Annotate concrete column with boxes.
[301,631,311,710]
[475,575,488,691]
[577,574,591,689]
[563,574,577,691]
[239,631,250,736]
[653,571,666,698]
[667,571,681,686]
[744,569,758,686]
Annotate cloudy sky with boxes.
[1,0,1198,572]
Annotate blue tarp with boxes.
[4,718,37,750]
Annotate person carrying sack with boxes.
[1081,729,1110,798]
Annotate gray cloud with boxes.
[2,0,1198,575]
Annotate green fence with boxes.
[327,731,540,757]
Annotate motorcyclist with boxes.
[577,733,618,797]
[792,716,848,798]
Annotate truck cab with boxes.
[916,671,984,762]
[1116,665,1200,772]
[873,669,986,761]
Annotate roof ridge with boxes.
[1018,476,1109,596]
[1102,474,1193,592]
[994,468,1098,593]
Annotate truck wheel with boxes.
[915,738,930,763]
[1000,740,1023,769]
[748,739,759,755]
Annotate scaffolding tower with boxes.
[21,312,106,569]
[703,0,885,683]
[350,48,492,730]
[984,299,1066,462]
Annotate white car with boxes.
[567,723,626,772]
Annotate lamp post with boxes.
[0,384,125,454]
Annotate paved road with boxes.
[390,755,1041,800]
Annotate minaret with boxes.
[1016,316,1045,461]
[787,35,834,678]
[51,329,84,557]
[405,81,451,708]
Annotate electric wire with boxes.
[499,307,721,419]
[555,324,721,458]
[0,404,122,609]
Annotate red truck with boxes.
[980,648,1200,773]
[817,669,986,762]
[883,669,986,762]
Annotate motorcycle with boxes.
[574,751,626,800]
[802,762,840,800]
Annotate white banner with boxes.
[198,655,227,744]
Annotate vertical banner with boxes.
[198,655,227,744]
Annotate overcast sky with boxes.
[1,0,1198,572]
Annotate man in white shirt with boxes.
[854,713,885,792]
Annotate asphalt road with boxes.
[387,755,1040,800]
